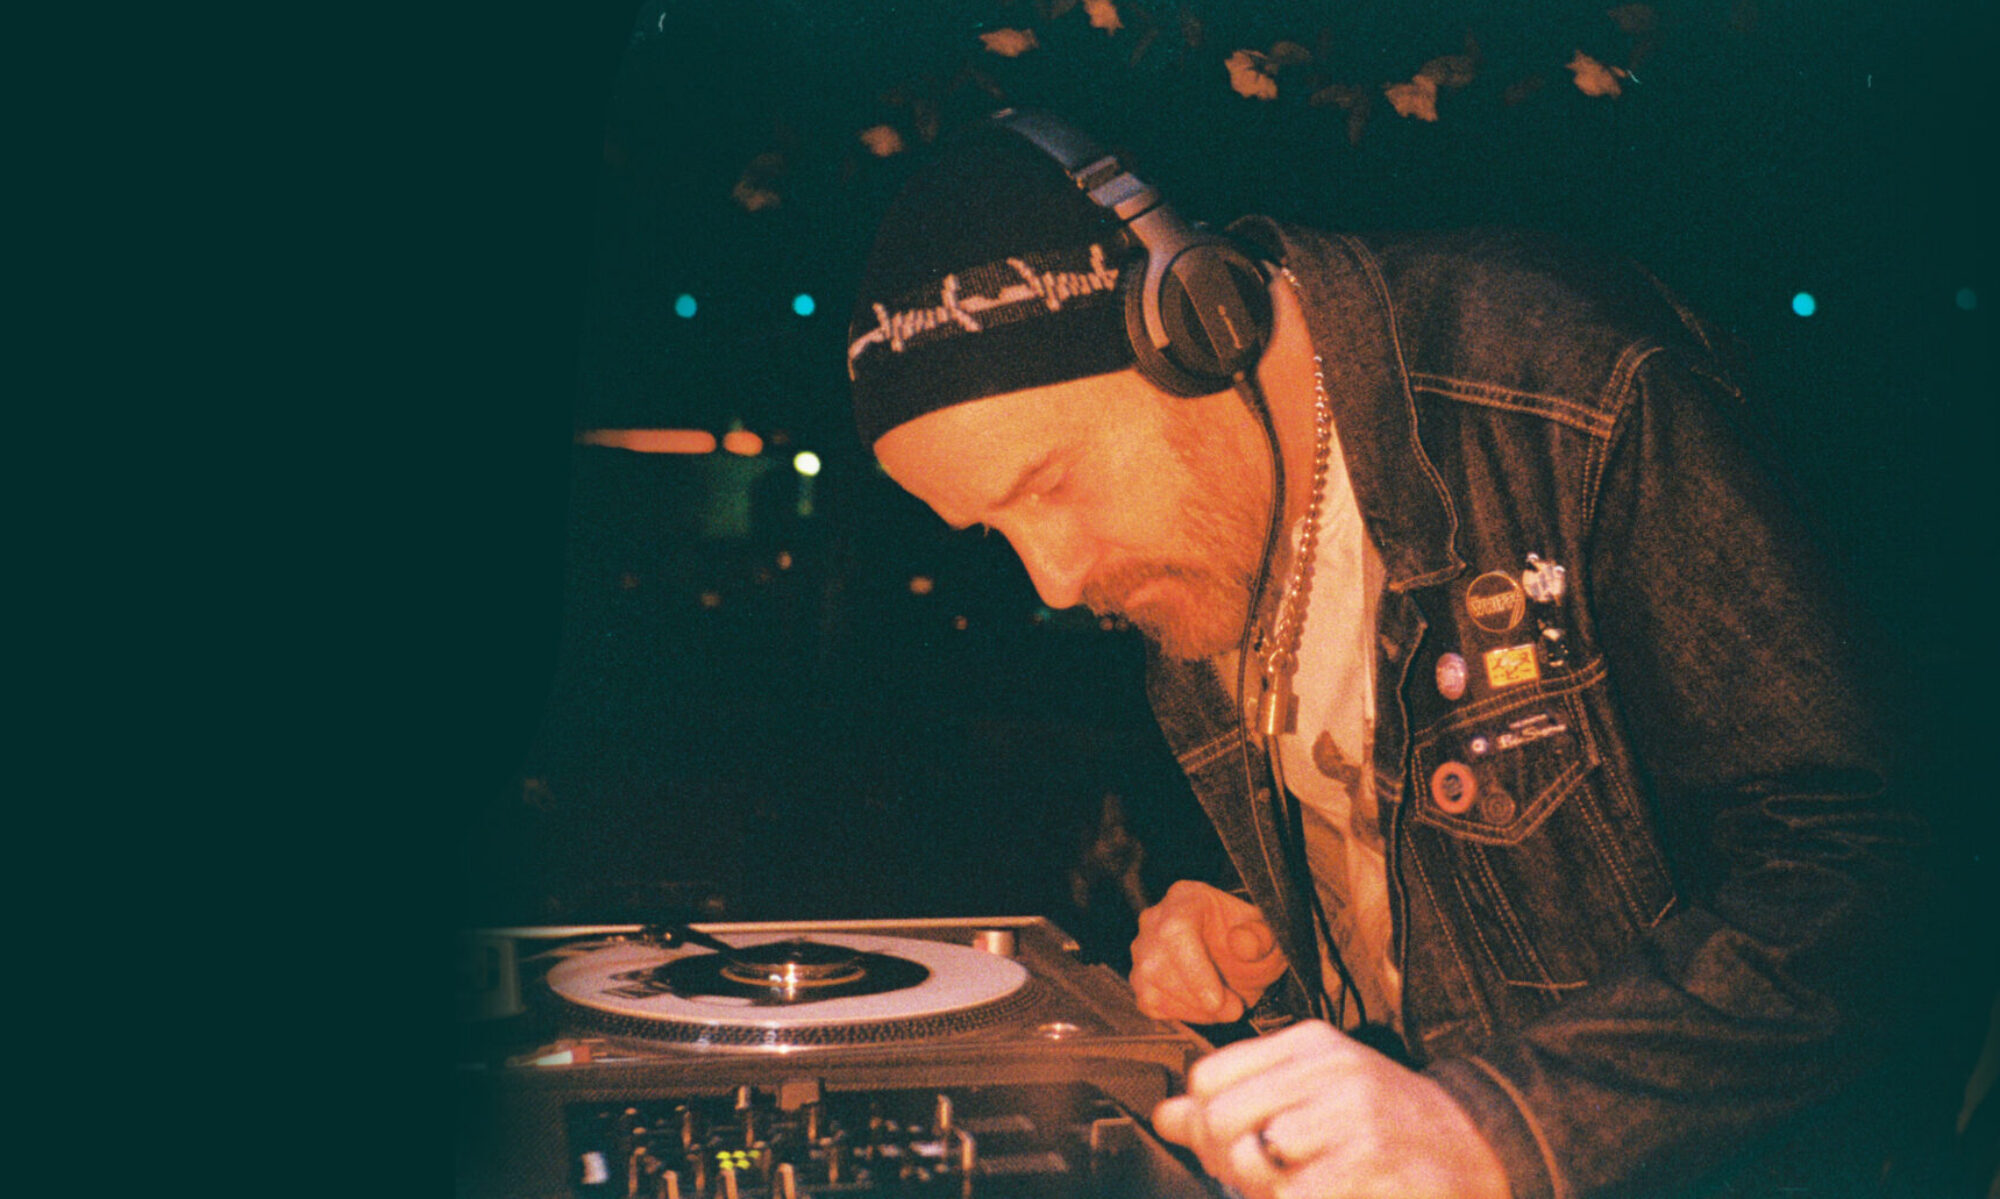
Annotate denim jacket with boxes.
[1144,223,1928,1197]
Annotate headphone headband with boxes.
[989,109,1272,397]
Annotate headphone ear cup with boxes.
[1126,242,1273,397]
[1125,282,1211,398]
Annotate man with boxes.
[846,112,1930,1198]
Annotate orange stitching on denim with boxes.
[1339,234,1465,590]
[1403,832,1498,1035]
[1409,373,1614,437]
[1409,659,1609,744]
[1466,1055,1572,1199]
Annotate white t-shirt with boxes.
[1270,417,1403,1031]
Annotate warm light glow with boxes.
[909,575,934,595]
[722,429,764,456]
[576,428,717,454]
[792,451,822,477]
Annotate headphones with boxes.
[989,108,1274,398]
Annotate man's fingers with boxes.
[1151,1094,1196,1145]
[1133,968,1244,1022]
[1156,1019,1511,1199]
[1131,883,1286,1023]
[1133,915,1234,1019]
[1131,969,1228,1022]
[1185,1020,1359,1099]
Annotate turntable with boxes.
[455,917,1219,1199]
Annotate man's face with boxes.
[874,370,1272,661]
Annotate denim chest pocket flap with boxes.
[1410,680,1598,845]
[1405,665,1675,991]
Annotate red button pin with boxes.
[1429,761,1478,814]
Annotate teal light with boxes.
[1957,287,1979,312]
[792,293,816,317]
[674,293,698,318]
[1791,292,1816,317]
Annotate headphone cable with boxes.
[1226,369,1365,1032]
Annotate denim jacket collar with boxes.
[1231,217,1465,592]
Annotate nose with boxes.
[1005,518,1095,611]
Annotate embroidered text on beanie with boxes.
[847,128,1136,449]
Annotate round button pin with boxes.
[1435,653,1468,701]
[1465,571,1528,633]
[1429,761,1478,814]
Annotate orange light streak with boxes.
[721,430,764,456]
[575,429,718,454]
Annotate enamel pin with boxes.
[1436,652,1469,701]
[1465,571,1528,634]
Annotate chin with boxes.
[1133,606,1246,663]
[1099,573,1252,663]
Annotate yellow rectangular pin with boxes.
[1484,643,1541,690]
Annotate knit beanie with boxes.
[847,125,1137,449]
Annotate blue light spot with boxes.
[1956,287,1979,311]
[1791,292,1817,317]
[674,293,698,318]
[792,293,816,317]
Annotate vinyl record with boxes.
[546,932,1037,1049]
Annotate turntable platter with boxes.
[545,932,1037,1049]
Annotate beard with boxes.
[1079,403,1272,661]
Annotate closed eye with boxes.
[1022,460,1068,504]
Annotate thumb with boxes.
[1224,919,1276,963]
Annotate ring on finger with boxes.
[1254,1123,1292,1171]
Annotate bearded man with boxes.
[845,111,1936,1198]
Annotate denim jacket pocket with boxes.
[1406,662,1673,993]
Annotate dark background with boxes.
[438,0,1990,983]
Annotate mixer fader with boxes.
[566,1080,1214,1198]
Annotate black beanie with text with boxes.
[847,126,1137,449]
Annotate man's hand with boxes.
[1152,1021,1509,1199]
[1129,880,1289,1023]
